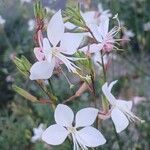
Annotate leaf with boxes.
[12,85,38,102]
[21,56,31,71]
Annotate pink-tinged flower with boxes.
[33,30,45,61]
[31,123,46,143]
[42,104,106,149]
[30,10,83,80]
[85,15,121,53]
[102,80,144,133]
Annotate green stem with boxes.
[100,51,107,82]
[113,123,123,150]
[35,80,56,110]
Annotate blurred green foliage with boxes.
[0,0,150,150]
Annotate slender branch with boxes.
[101,51,107,82]
[112,123,123,150]
[35,80,56,110]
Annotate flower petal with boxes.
[76,126,106,147]
[47,10,64,46]
[34,47,45,61]
[79,43,102,54]
[87,23,102,42]
[75,108,98,128]
[43,38,52,62]
[102,82,116,105]
[54,104,74,127]
[111,108,129,133]
[60,33,83,55]
[81,11,97,25]
[117,99,133,110]
[42,124,69,145]
[65,22,76,29]
[29,60,55,80]
[98,16,109,38]
[108,80,118,92]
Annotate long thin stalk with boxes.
[35,80,56,110]
[112,123,123,150]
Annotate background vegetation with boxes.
[0,0,150,149]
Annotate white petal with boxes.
[81,11,97,24]
[60,33,83,55]
[65,22,76,29]
[87,23,102,42]
[79,43,102,54]
[116,100,133,110]
[108,80,118,92]
[75,108,98,128]
[111,108,129,133]
[102,82,116,105]
[42,124,69,145]
[76,126,106,147]
[47,10,64,46]
[29,60,55,80]
[54,104,74,127]
[43,38,52,62]
[98,16,109,38]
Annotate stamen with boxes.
[60,67,74,89]
[120,108,145,123]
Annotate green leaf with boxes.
[12,85,38,102]
[21,56,31,71]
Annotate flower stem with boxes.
[35,80,56,110]
[100,51,107,82]
[112,123,123,150]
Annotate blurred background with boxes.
[0,0,150,149]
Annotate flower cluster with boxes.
[13,3,145,150]
[30,10,83,80]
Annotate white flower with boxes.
[31,123,45,143]
[42,104,106,149]
[80,15,120,54]
[0,15,6,25]
[28,19,35,31]
[30,10,83,80]
[102,80,144,133]
[143,22,150,31]
[88,15,120,53]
